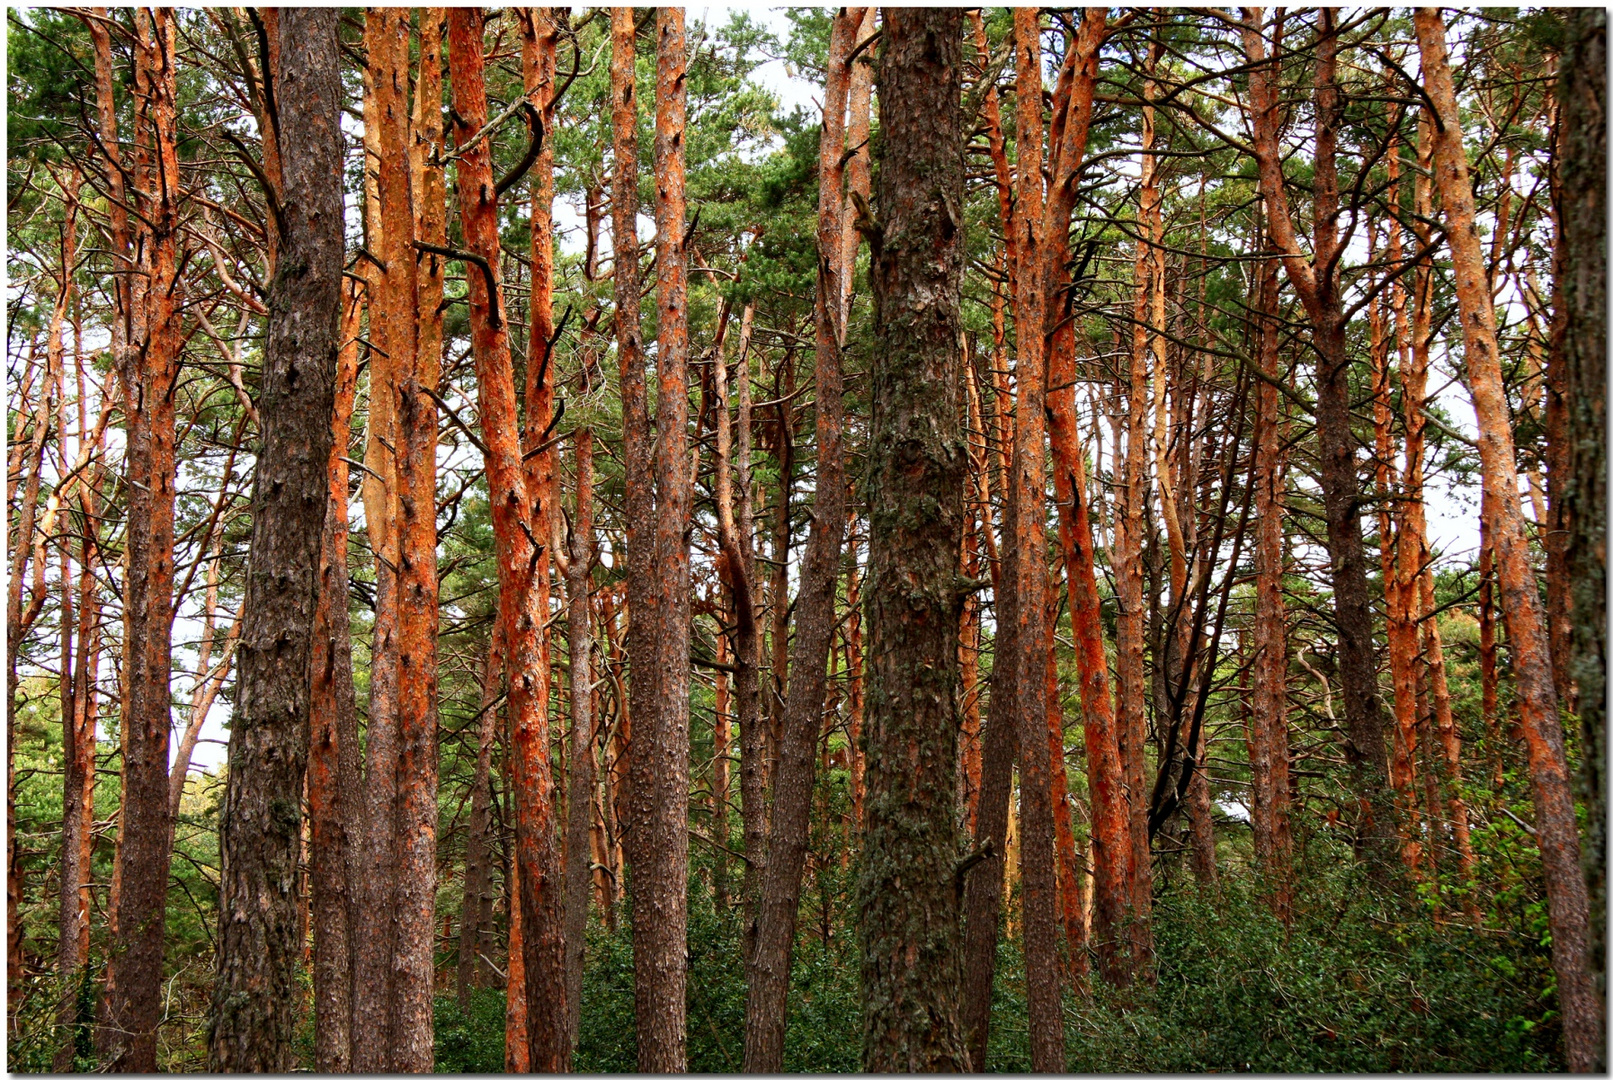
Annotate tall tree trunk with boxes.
[1247,235,1292,920]
[562,428,595,1056]
[1374,231,1424,875]
[1395,129,1479,906]
[505,9,561,1053]
[351,10,409,1070]
[1115,39,1157,952]
[208,11,342,1068]
[1557,9,1607,1065]
[858,11,969,1070]
[1415,10,1603,1069]
[1007,12,1065,1067]
[446,9,568,1070]
[1242,7,1394,872]
[633,13,694,1069]
[56,334,104,1074]
[959,465,1018,1072]
[99,11,182,1068]
[607,23,663,1042]
[744,11,860,1071]
[309,285,362,1069]
[1037,8,1131,987]
[41,168,83,1066]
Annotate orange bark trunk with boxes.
[446,9,569,1070]
[1415,10,1602,1068]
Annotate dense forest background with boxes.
[4,5,1607,1073]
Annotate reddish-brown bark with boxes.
[447,10,569,1070]
[309,285,362,1068]
[1247,236,1293,919]
[632,13,695,1070]
[1415,10,1602,1068]
[1007,12,1065,1061]
[1038,8,1130,986]
[98,12,182,1068]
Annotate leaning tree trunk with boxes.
[743,10,861,1071]
[858,10,970,1072]
[208,10,342,1068]
[1415,9,1603,1070]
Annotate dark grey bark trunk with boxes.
[1559,9,1607,1068]
[858,10,970,1071]
[959,483,1018,1072]
[458,636,504,1007]
[208,9,342,1068]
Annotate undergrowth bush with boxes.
[434,861,1563,1073]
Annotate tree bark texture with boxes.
[208,10,342,1068]
[99,11,182,1069]
[1557,10,1607,1065]
[858,11,969,1071]
[563,427,596,1056]
[632,12,694,1070]
[1415,10,1602,1069]
[446,10,569,1071]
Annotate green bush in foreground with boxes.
[433,863,1562,1073]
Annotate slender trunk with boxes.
[40,168,81,1043]
[309,285,362,1069]
[714,304,766,926]
[458,632,504,1008]
[1243,8,1394,872]
[1007,13,1064,1066]
[608,22,662,1031]
[562,428,595,1056]
[447,10,568,1070]
[209,13,342,1068]
[55,337,104,1073]
[1116,69,1157,947]
[960,435,1018,1072]
[351,11,407,1070]
[1037,9,1131,986]
[744,12,860,1071]
[1044,586,1087,981]
[1558,10,1607,1061]
[99,12,182,1068]
[504,10,561,1054]
[1396,130,1479,905]
[840,8,877,329]
[859,12,969,1070]
[1416,10,1602,1067]
[1248,238,1292,919]
[1375,235,1424,875]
